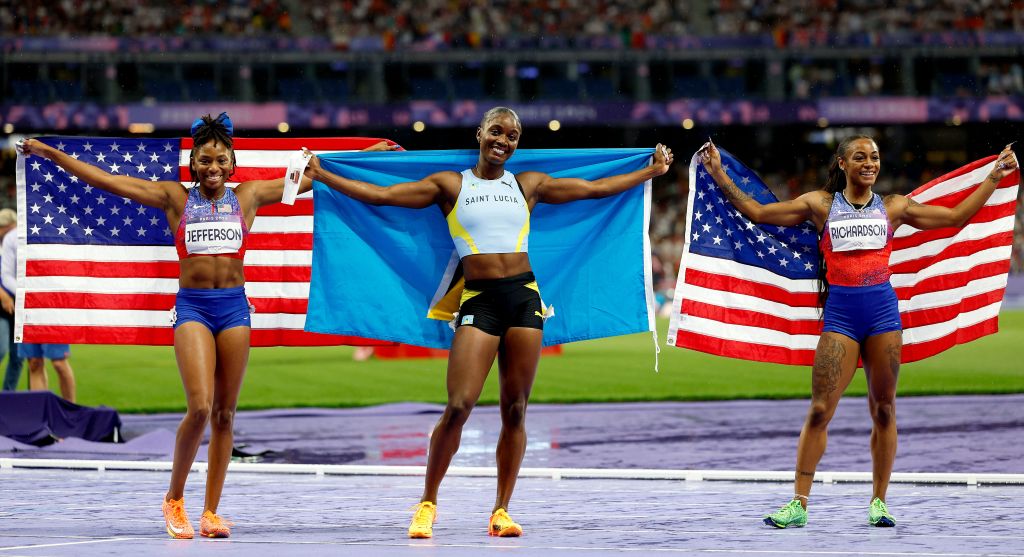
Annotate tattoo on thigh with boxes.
[886,341,901,380]
[812,337,846,397]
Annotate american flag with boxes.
[667,147,1019,365]
[15,136,394,346]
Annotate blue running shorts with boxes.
[172,286,251,334]
[822,282,902,343]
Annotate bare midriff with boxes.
[179,257,246,289]
[461,252,532,281]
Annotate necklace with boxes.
[842,191,869,211]
[199,188,228,212]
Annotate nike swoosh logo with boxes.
[534,311,544,318]
[168,522,187,535]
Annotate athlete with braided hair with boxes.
[20,114,392,539]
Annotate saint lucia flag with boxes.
[305,149,657,349]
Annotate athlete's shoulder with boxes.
[800,189,832,208]
[512,170,548,187]
[430,170,463,183]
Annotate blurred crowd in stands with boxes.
[5,1,1024,45]
[715,0,1024,41]
[1,0,292,37]
[6,2,1024,104]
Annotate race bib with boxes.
[828,218,888,252]
[184,220,243,255]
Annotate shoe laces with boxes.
[203,511,234,528]
[410,502,436,524]
[491,508,514,524]
[167,499,189,523]
[781,500,803,517]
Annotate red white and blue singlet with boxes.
[174,186,248,260]
[820,191,893,287]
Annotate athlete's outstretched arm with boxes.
[526,144,673,205]
[18,139,177,209]
[701,141,818,227]
[247,141,401,208]
[301,151,453,209]
[889,144,1018,230]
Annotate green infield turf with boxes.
[16,311,1024,413]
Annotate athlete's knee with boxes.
[500,397,528,429]
[806,401,834,429]
[441,399,476,428]
[184,399,212,424]
[210,405,236,430]
[871,400,896,428]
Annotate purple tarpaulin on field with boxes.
[0,391,121,445]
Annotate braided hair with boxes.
[188,113,236,185]
[817,134,876,311]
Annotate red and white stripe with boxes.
[18,137,394,346]
[667,153,1019,366]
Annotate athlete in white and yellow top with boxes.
[305,106,673,539]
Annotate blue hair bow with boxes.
[190,112,234,138]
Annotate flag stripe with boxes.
[680,299,823,335]
[900,289,1006,329]
[25,292,176,310]
[21,325,387,347]
[25,245,312,266]
[897,274,1007,314]
[901,317,999,363]
[21,307,313,328]
[668,149,1018,366]
[891,245,1010,287]
[23,291,313,315]
[25,260,313,282]
[256,200,315,217]
[892,260,1009,301]
[889,233,1013,274]
[902,301,1002,344]
[685,268,820,307]
[675,330,817,366]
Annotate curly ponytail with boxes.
[188,112,236,185]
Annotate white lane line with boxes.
[0,537,138,551]
[2,534,1022,556]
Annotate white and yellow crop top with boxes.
[446,169,530,259]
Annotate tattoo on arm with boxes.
[798,470,815,478]
[907,198,922,209]
[718,174,753,205]
[820,193,833,211]
[812,336,847,398]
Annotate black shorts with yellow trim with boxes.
[456,272,544,336]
